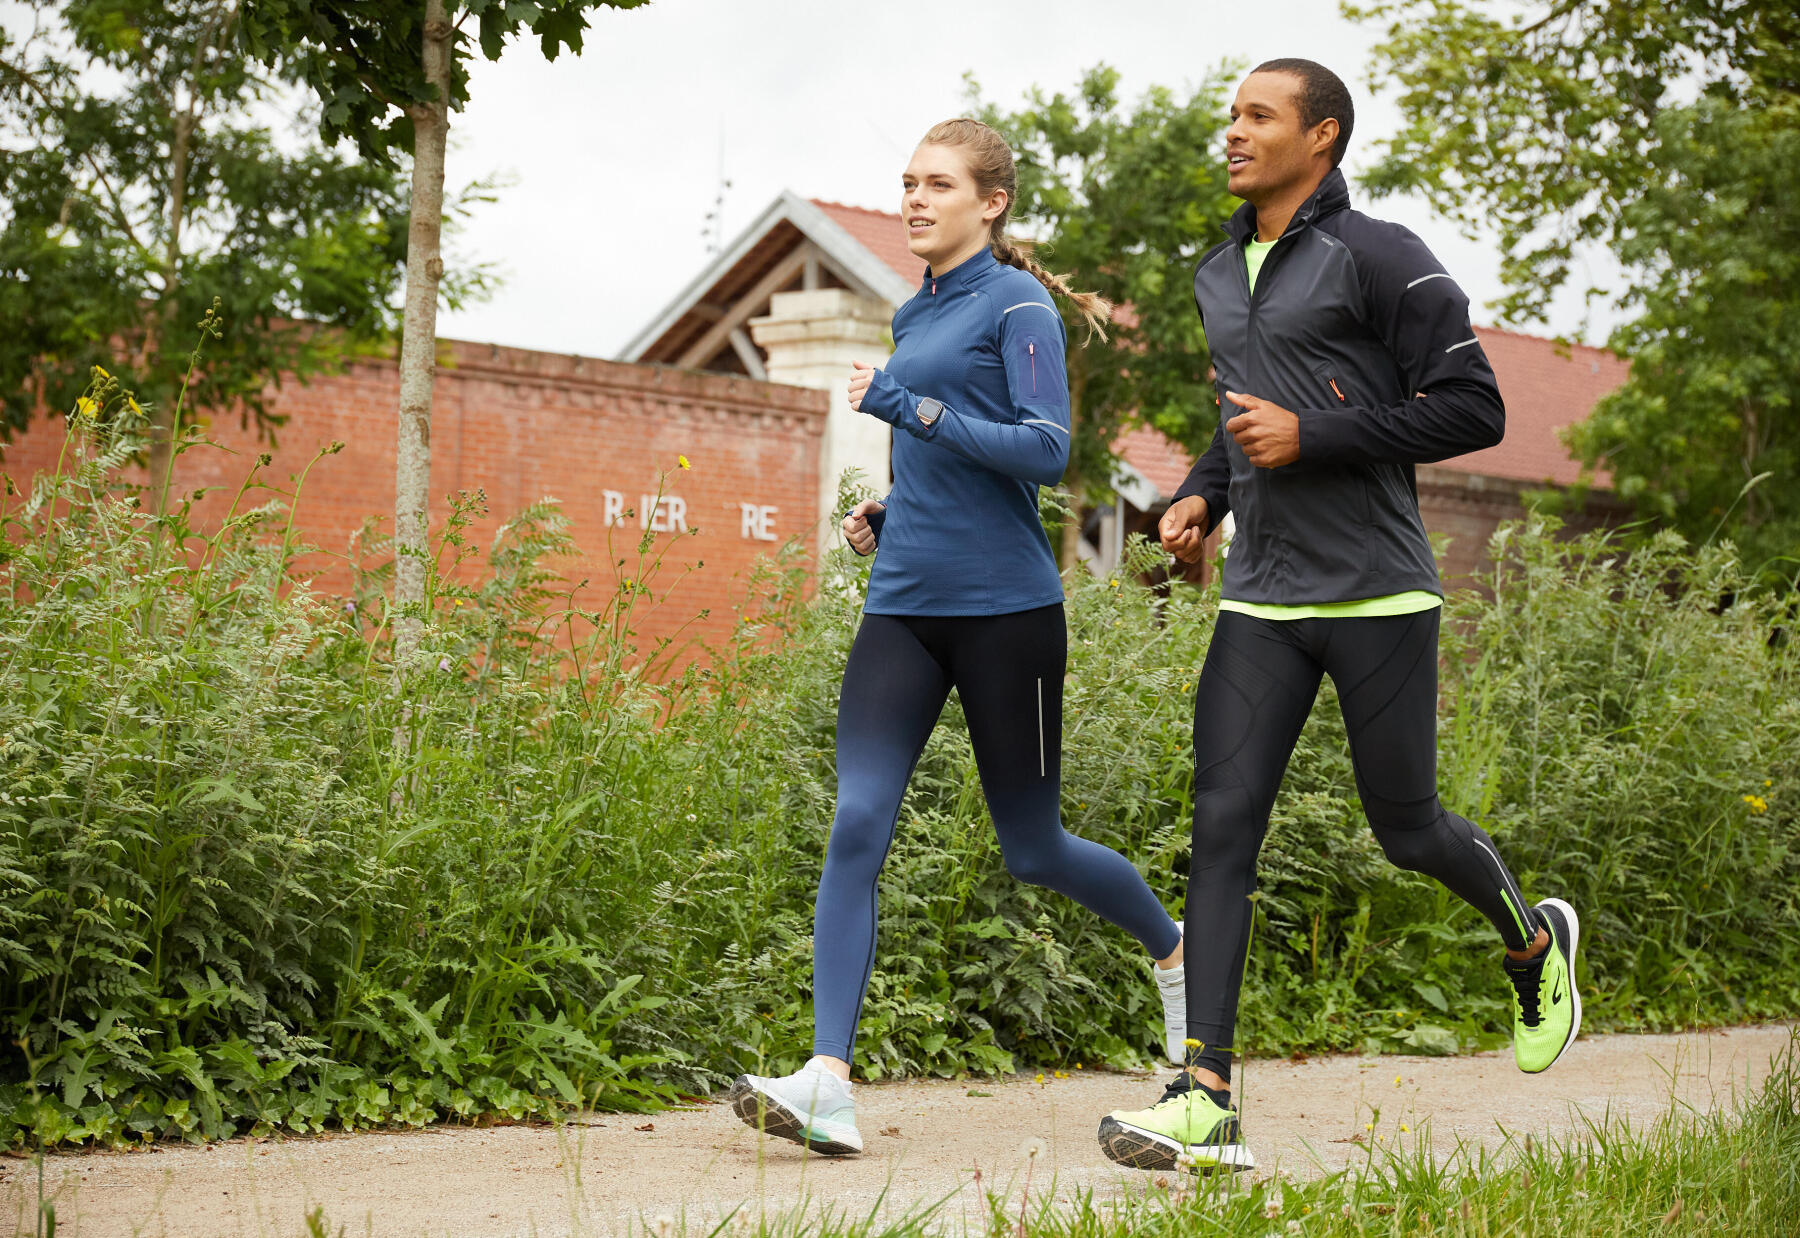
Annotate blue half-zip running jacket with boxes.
[856,248,1070,616]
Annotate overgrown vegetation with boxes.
[1353,0,1800,574]
[2,362,1796,1150]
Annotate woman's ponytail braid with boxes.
[923,118,1114,345]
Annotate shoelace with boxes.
[1159,1076,1195,1105]
[1507,956,1545,1027]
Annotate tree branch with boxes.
[0,54,151,254]
[1517,0,1587,39]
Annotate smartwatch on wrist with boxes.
[915,397,944,427]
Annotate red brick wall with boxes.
[2,340,829,654]
[1417,465,1630,587]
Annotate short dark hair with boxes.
[1252,58,1354,168]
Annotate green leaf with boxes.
[1412,981,1449,1012]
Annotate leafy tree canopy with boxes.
[0,0,417,469]
[238,0,648,163]
[1354,0,1800,576]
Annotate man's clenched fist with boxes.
[1159,495,1210,564]
[1225,390,1301,468]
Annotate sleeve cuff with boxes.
[1297,409,1356,462]
[862,369,945,440]
[1170,484,1229,537]
[861,368,911,427]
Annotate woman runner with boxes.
[727,119,1189,1155]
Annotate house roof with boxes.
[1460,327,1625,487]
[812,199,927,288]
[1114,425,1197,498]
[618,191,917,369]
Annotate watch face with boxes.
[917,398,943,426]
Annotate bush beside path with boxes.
[5,1024,1791,1237]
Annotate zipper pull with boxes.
[1028,343,1035,356]
[931,279,937,295]
[1329,378,1346,402]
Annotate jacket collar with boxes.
[924,245,998,293]
[1224,166,1351,244]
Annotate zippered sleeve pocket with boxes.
[1000,303,1069,429]
[1010,331,1049,406]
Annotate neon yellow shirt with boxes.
[1223,235,1442,622]
[1243,235,1278,290]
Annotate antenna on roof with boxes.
[702,121,732,256]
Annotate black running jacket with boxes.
[1172,168,1505,604]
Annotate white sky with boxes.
[434,0,1615,357]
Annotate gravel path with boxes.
[4,1024,1791,1238]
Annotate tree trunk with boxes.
[393,0,451,666]
[147,96,199,514]
[146,1,235,514]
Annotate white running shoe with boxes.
[727,1065,863,1155]
[1154,957,1188,1063]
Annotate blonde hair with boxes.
[921,118,1113,344]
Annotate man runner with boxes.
[1097,58,1581,1175]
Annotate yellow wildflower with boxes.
[93,364,111,380]
[678,454,691,470]
[1743,794,1768,814]
[75,397,99,419]
[1183,1037,1201,1048]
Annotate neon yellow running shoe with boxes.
[1506,897,1582,1073]
[1098,1075,1255,1174]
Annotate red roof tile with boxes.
[810,200,926,287]
[1115,425,1195,497]
[1460,327,1626,487]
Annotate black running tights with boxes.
[1184,607,1536,1083]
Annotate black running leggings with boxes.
[813,604,1182,1063]
[1184,607,1536,1083]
